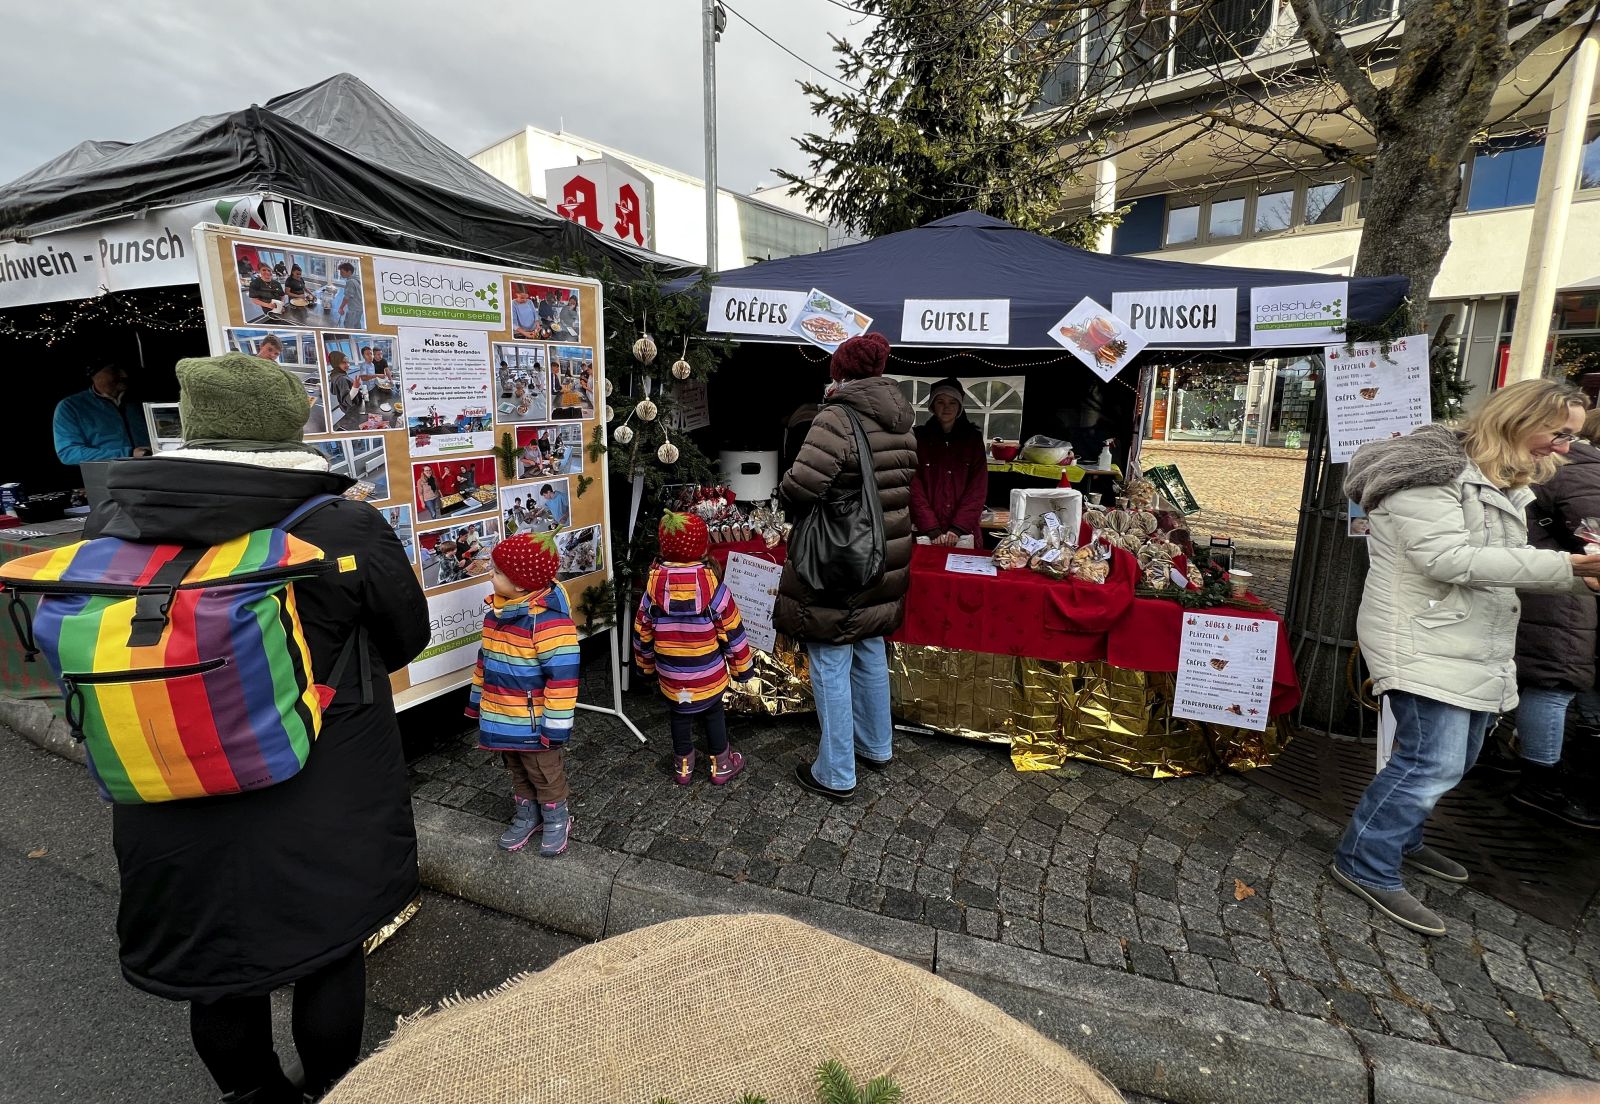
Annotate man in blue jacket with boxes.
[53,363,151,467]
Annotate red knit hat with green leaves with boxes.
[491,531,561,592]
[658,510,709,562]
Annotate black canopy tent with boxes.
[1,73,694,492]
[672,212,1409,479]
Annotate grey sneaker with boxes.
[1403,844,1468,883]
[539,800,573,858]
[1329,864,1445,936]
[499,796,541,852]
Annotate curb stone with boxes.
[0,698,83,765]
[1353,1029,1591,1104]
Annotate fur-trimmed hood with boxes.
[1344,424,1469,511]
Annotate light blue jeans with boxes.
[1517,685,1576,766]
[806,636,894,790]
[1334,691,1490,891]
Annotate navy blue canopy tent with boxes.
[671,211,1408,353]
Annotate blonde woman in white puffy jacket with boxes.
[1333,379,1600,936]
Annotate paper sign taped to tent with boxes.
[707,287,809,338]
[1111,288,1236,344]
[1173,612,1278,732]
[1250,282,1348,346]
[1048,297,1147,382]
[901,299,1010,345]
[1324,334,1431,463]
[791,288,872,352]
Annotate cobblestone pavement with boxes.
[412,688,1600,1082]
[1140,443,1306,543]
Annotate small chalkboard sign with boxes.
[1144,463,1200,516]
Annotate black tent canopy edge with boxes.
[0,73,696,284]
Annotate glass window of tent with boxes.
[889,375,1026,442]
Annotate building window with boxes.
[888,375,1026,442]
[1173,0,1274,76]
[1325,0,1397,26]
[1112,195,1167,255]
[1255,186,1295,233]
[1146,359,1314,448]
[1166,203,1201,245]
[1207,196,1246,238]
[1466,136,1544,211]
[1304,180,1350,224]
[1581,123,1600,190]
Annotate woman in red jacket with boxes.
[910,377,989,548]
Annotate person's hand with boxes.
[936,531,959,547]
[1571,554,1600,578]
[131,447,151,458]
[1585,576,1600,593]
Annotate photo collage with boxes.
[215,238,607,604]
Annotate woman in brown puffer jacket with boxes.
[775,332,918,801]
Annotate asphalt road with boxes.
[0,732,581,1104]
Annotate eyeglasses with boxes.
[1552,431,1582,444]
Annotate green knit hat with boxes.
[176,352,309,444]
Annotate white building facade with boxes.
[470,127,829,271]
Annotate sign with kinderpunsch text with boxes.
[1173,612,1278,732]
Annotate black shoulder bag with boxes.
[789,403,887,598]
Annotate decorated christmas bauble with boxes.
[657,441,680,464]
[604,379,614,397]
[635,398,658,422]
[612,424,634,445]
[604,404,615,422]
[671,359,692,380]
[632,335,658,365]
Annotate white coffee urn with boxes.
[718,450,780,502]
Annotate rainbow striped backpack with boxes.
[0,495,358,804]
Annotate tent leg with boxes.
[575,626,646,743]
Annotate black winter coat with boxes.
[83,452,429,1001]
[774,377,918,644]
[1516,441,1600,691]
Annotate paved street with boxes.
[414,687,1600,1083]
[0,734,583,1104]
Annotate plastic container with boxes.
[718,450,780,502]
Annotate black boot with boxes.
[1511,761,1600,829]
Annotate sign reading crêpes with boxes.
[706,287,809,338]
[900,298,1010,345]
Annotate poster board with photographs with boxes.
[193,225,611,709]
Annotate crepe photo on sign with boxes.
[790,288,873,352]
[1048,297,1148,382]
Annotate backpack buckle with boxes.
[126,585,175,648]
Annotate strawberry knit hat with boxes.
[829,332,891,382]
[490,532,559,593]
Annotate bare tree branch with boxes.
[1510,1,1596,65]
[1283,0,1390,125]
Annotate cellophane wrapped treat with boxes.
[1577,517,1600,555]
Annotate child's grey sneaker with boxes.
[540,800,573,858]
[499,796,541,852]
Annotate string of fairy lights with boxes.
[0,288,208,346]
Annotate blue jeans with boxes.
[1517,685,1575,766]
[1334,691,1490,891]
[806,636,893,790]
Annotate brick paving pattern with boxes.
[414,683,1600,1081]
[1140,443,1306,542]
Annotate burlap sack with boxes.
[326,913,1122,1104]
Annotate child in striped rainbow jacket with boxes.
[634,510,755,785]
[466,531,581,857]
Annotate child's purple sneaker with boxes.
[673,750,697,786]
[499,796,541,852]
[540,800,573,858]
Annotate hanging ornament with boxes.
[604,404,615,422]
[671,359,692,380]
[657,441,680,465]
[633,334,658,365]
[635,398,658,422]
[613,424,635,445]
[604,378,614,397]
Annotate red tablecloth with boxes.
[710,541,1302,716]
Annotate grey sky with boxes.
[1,0,871,195]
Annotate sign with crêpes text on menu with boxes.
[1173,612,1278,732]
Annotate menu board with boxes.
[193,225,611,708]
[1324,335,1431,464]
[1172,612,1279,732]
[722,552,783,654]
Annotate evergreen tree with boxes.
[776,0,1111,245]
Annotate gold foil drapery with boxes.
[889,644,1286,779]
[725,636,815,717]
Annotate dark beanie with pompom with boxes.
[829,332,891,383]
